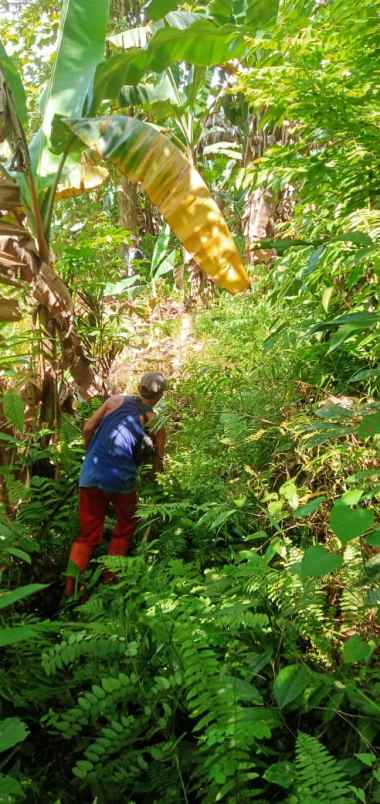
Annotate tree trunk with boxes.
[243,187,274,265]
[0,235,99,397]
[118,177,141,276]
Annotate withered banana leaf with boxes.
[65,116,250,294]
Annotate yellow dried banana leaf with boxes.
[65,115,250,294]
[55,153,109,200]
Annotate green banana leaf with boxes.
[30,0,109,180]
[93,21,244,107]
[120,74,183,108]
[64,115,250,294]
[0,40,27,125]
[210,0,279,26]
[107,12,200,51]
[146,0,182,20]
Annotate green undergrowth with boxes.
[1,289,380,802]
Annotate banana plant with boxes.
[0,0,253,396]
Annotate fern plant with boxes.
[294,732,355,803]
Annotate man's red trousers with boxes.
[67,487,138,577]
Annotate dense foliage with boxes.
[0,0,379,802]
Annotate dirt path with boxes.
[109,300,203,393]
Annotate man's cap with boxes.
[139,371,167,399]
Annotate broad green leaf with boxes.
[367,530,380,547]
[358,411,380,437]
[146,0,181,19]
[329,501,375,543]
[273,664,310,708]
[0,583,47,610]
[32,0,109,177]
[315,403,352,420]
[0,774,23,798]
[210,0,279,27]
[294,495,326,518]
[120,74,181,108]
[341,488,363,506]
[64,116,250,293]
[355,753,376,767]
[147,21,244,69]
[0,40,27,124]
[263,761,295,789]
[343,635,372,664]
[2,390,24,432]
[5,547,31,564]
[0,626,39,647]
[94,21,244,106]
[0,718,28,753]
[301,545,343,577]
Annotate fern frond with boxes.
[295,732,354,803]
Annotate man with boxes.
[64,372,167,597]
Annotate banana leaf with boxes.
[64,115,250,294]
[93,21,244,107]
[0,41,27,125]
[120,74,182,108]
[146,0,181,19]
[31,0,109,179]
[210,0,279,26]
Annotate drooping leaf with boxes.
[5,547,31,564]
[301,545,343,577]
[343,635,372,664]
[329,501,375,544]
[0,583,47,610]
[0,718,28,753]
[93,21,244,107]
[2,390,24,432]
[31,0,109,178]
[55,152,109,199]
[64,116,250,293]
[0,40,27,125]
[273,664,310,708]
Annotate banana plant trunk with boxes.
[0,235,97,398]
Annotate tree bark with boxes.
[0,235,98,397]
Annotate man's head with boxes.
[138,372,167,405]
